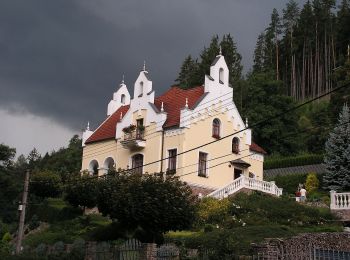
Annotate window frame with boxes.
[198,151,208,177]
[232,137,240,154]
[167,148,177,174]
[212,118,221,139]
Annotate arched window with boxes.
[103,157,115,174]
[232,137,240,154]
[88,160,99,176]
[139,82,144,96]
[219,68,224,84]
[212,118,221,139]
[121,94,126,104]
[132,154,144,175]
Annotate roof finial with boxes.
[245,117,249,127]
[161,101,164,112]
[86,121,90,131]
[120,112,123,120]
[185,98,189,108]
[121,74,125,85]
[143,60,146,71]
[219,45,222,56]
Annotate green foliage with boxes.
[30,170,63,198]
[323,103,350,191]
[37,135,82,182]
[2,232,11,243]
[195,197,231,226]
[97,173,196,239]
[0,144,16,169]
[243,72,300,155]
[264,154,324,169]
[27,198,82,224]
[176,34,242,88]
[65,173,99,209]
[305,173,319,193]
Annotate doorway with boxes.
[234,168,242,180]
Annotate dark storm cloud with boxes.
[0,0,304,131]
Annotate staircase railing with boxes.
[330,191,350,210]
[207,175,283,199]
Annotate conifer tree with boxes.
[176,55,200,89]
[323,103,350,191]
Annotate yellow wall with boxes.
[82,105,264,187]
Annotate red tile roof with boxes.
[250,142,267,154]
[85,105,130,144]
[85,86,266,155]
[154,86,205,128]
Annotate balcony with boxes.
[120,129,146,149]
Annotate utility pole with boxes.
[15,170,30,255]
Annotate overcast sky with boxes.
[0,0,306,156]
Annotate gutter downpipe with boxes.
[160,128,165,181]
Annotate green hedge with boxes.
[264,154,324,169]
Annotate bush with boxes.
[264,154,323,169]
[30,170,63,198]
[305,173,319,193]
[196,197,231,227]
[269,174,307,194]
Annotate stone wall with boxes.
[253,232,350,260]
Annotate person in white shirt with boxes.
[300,187,307,202]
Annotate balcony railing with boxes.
[330,191,350,210]
[123,130,144,141]
[120,130,146,149]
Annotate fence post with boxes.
[330,190,336,210]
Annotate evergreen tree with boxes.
[323,103,350,191]
[253,33,266,73]
[176,55,200,89]
[175,34,243,88]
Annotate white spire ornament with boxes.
[143,60,146,71]
[121,74,125,85]
[245,118,249,128]
[161,102,164,112]
[219,45,222,56]
[86,121,90,131]
[185,98,189,109]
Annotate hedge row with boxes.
[264,154,324,170]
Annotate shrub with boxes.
[264,154,323,169]
[305,173,319,193]
[30,170,63,198]
[195,197,231,227]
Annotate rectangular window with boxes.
[198,152,208,177]
[168,149,177,173]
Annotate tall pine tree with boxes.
[323,103,350,191]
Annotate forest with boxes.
[176,0,350,156]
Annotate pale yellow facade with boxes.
[81,54,265,191]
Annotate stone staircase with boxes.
[207,175,283,199]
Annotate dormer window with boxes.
[219,68,224,84]
[121,94,126,104]
[212,118,221,139]
[232,137,240,154]
[139,81,144,97]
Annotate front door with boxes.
[234,168,242,180]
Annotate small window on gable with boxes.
[232,137,240,154]
[139,81,144,97]
[121,94,126,104]
[212,118,221,139]
[219,68,224,84]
